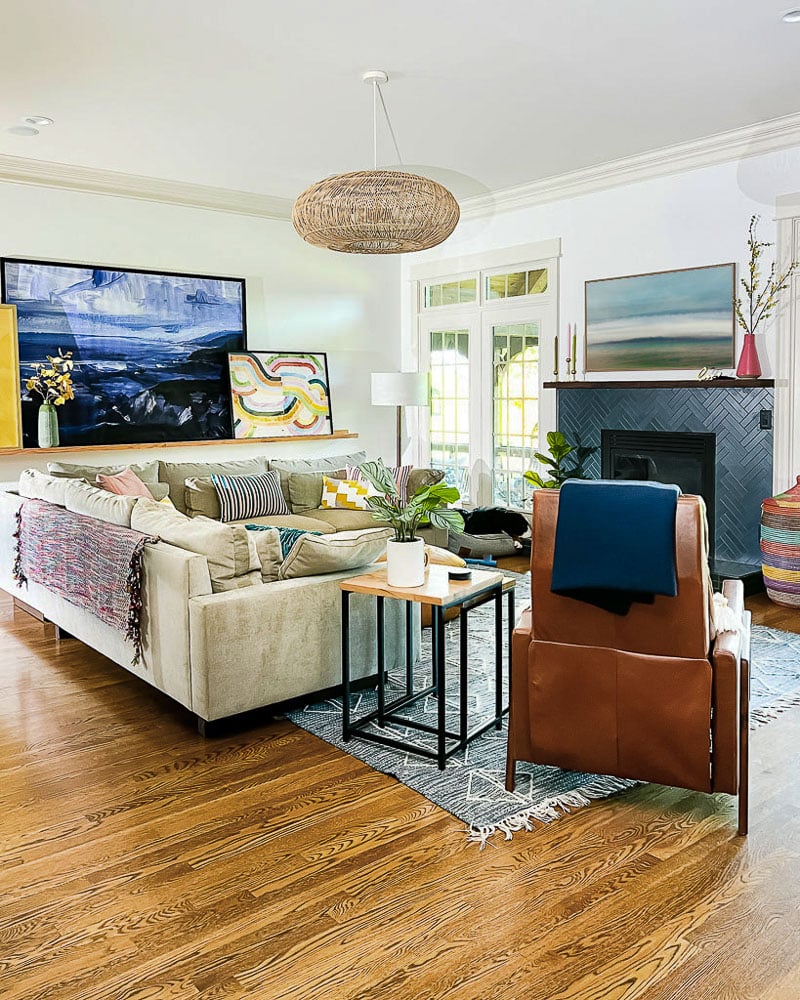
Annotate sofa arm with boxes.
[711,579,745,794]
[188,570,416,722]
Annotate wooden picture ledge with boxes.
[0,429,358,456]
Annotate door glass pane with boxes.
[429,329,470,499]
[492,321,539,508]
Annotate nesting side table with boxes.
[339,565,516,769]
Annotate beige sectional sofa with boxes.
[0,450,432,734]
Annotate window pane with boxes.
[459,278,477,303]
[487,275,506,300]
[429,329,470,502]
[527,268,548,294]
[492,321,539,508]
[507,271,526,297]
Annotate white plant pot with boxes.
[386,538,428,588]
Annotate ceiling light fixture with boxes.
[6,125,39,137]
[292,70,460,254]
[782,8,800,20]
[22,115,54,127]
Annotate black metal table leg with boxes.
[459,604,468,747]
[435,605,447,769]
[431,606,439,696]
[495,585,503,728]
[341,590,351,740]
[405,600,414,696]
[377,595,385,726]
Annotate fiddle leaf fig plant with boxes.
[358,459,465,542]
[523,431,597,489]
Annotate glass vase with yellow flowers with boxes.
[25,350,76,448]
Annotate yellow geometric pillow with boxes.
[320,476,376,511]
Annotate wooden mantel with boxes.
[543,379,775,390]
[0,429,358,457]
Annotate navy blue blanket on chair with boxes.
[550,479,679,614]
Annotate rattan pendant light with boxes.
[292,71,460,254]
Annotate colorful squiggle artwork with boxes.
[228,351,332,438]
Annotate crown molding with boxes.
[460,111,800,220]
[0,152,294,221]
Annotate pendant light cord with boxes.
[372,80,403,168]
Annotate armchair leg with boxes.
[738,653,750,836]
[505,754,515,792]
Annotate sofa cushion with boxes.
[244,526,284,583]
[48,460,160,485]
[270,451,367,504]
[320,475,377,511]
[279,527,391,580]
[131,498,260,592]
[18,469,70,506]
[63,479,138,527]
[304,508,389,532]
[234,513,337,533]
[159,458,269,513]
[212,470,290,522]
[287,470,346,513]
[96,468,155,499]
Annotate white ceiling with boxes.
[1,0,799,202]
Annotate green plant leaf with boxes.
[358,459,399,497]
[428,508,465,532]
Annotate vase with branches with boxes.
[734,215,798,378]
[25,350,77,448]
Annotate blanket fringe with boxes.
[124,537,149,666]
[12,505,27,588]
[467,775,638,849]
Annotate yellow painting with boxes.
[0,305,21,449]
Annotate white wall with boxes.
[0,180,401,481]
[402,145,800,380]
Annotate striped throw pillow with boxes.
[346,464,413,503]
[211,471,290,522]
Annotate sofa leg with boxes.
[196,716,224,738]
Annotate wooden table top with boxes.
[340,564,514,607]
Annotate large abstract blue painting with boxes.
[585,263,735,372]
[2,258,246,447]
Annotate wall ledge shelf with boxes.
[0,429,358,457]
[544,379,775,390]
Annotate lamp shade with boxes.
[371,372,428,407]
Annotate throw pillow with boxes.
[320,475,377,511]
[96,468,155,499]
[211,471,290,522]
[62,479,138,527]
[131,498,261,592]
[270,451,368,505]
[279,527,392,579]
[346,463,413,503]
[47,459,160,484]
[18,469,70,507]
[287,470,347,513]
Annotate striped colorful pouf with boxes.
[761,475,800,607]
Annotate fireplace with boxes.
[601,429,717,558]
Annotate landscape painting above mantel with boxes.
[1,258,245,447]
[585,263,735,372]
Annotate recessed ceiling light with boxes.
[6,125,39,137]
[782,8,800,21]
[21,115,54,127]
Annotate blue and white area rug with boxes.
[286,575,800,846]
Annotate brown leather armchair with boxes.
[506,489,750,834]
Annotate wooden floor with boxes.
[1,582,800,1000]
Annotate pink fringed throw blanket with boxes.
[13,499,157,664]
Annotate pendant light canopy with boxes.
[292,72,460,255]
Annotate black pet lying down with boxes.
[455,506,530,539]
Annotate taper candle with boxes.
[553,335,559,376]
[571,329,577,375]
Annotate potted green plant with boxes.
[523,431,597,490]
[24,350,77,448]
[358,459,465,587]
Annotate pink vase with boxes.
[736,332,762,379]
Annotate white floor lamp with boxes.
[371,372,428,467]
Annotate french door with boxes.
[419,303,556,510]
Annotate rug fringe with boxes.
[750,689,800,729]
[467,775,638,849]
